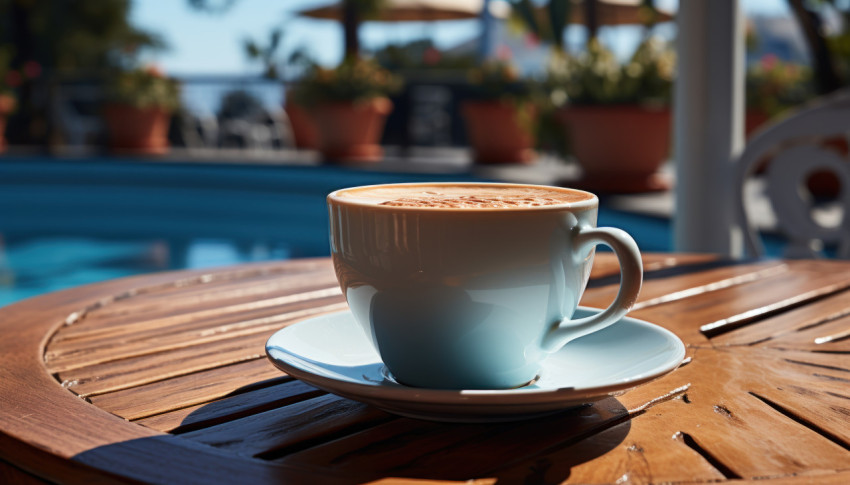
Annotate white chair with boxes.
[734,89,850,258]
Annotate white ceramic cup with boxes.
[328,182,642,390]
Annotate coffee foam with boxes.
[335,184,593,209]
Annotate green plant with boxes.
[244,26,312,81]
[0,44,41,111]
[465,60,544,154]
[546,37,675,107]
[0,45,16,97]
[291,58,401,106]
[374,39,476,71]
[0,0,166,145]
[509,0,571,50]
[467,60,536,102]
[106,66,180,111]
[746,54,813,117]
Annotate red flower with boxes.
[761,54,778,71]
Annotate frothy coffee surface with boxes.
[335,184,593,209]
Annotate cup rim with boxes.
[327,182,599,212]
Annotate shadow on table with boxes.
[72,394,630,483]
[89,396,631,483]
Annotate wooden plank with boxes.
[45,297,348,373]
[589,252,719,280]
[0,261,339,485]
[0,460,50,485]
[582,260,787,311]
[624,262,850,344]
[48,282,342,355]
[759,315,850,353]
[58,331,275,397]
[773,348,850,372]
[58,266,338,338]
[181,394,394,458]
[496,347,850,484]
[14,255,850,484]
[134,379,324,433]
[49,259,323,331]
[733,470,850,484]
[277,398,632,482]
[612,347,850,478]
[88,358,287,420]
[490,402,727,484]
[57,273,319,337]
[712,288,850,347]
[275,346,850,483]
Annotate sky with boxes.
[130,0,793,77]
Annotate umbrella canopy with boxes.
[298,0,507,22]
[564,0,674,26]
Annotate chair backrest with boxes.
[734,89,850,258]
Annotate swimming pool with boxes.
[0,155,674,306]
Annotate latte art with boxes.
[380,194,572,208]
[334,184,593,209]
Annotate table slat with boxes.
[134,379,324,433]
[58,270,335,337]
[628,263,850,343]
[181,394,394,458]
[276,398,631,482]
[88,358,288,420]
[46,297,347,373]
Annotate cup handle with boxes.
[540,222,643,352]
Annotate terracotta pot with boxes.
[284,100,319,150]
[462,100,536,164]
[0,94,15,153]
[104,104,171,155]
[559,105,671,192]
[312,98,392,162]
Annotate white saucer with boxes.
[265,307,686,422]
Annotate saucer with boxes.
[265,307,686,422]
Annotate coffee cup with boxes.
[327,182,642,390]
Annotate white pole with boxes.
[673,0,745,257]
[478,0,493,61]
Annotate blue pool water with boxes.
[0,209,673,307]
[0,156,676,307]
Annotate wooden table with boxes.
[1,253,850,484]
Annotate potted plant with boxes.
[283,84,320,150]
[745,54,813,137]
[551,37,675,192]
[103,66,180,155]
[293,58,400,162]
[462,60,538,164]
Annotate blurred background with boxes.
[0,0,846,305]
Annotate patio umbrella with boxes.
[565,0,674,28]
[513,0,675,49]
[572,0,675,42]
[298,0,498,22]
[298,0,507,57]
